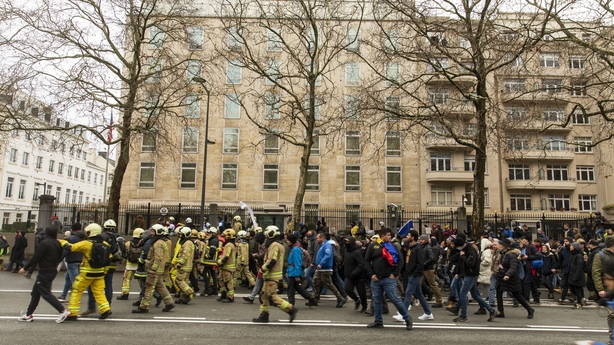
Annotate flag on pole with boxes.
[107,112,114,141]
[397,219,414,237]
[239,201,258,230]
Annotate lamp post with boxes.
[193,77,211,229]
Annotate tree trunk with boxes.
[471,80,488,236]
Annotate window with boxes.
[87,171,91,182]
[74,167,79,178]
[463,123,477,136]
[222,163,238,189]
[306,28,321,52]
[85,197,89,204]
[15,213,22,222]
[226,60,242,84]
[146,57,162,83]
[305,94,321,120]
[264,131,279,154]
[304,59,322,86]
[427,58,448,72]
[510,194,532,211]
[58,163,64,175]
[188,26,204,50]
[228,26,243,50]
[431,186,452,205]
[80,169,85,180]
[18,180,25,199]
[464,156,476,171]
[55,187,61,202]
[35,156,43,170]
[65,189,70,203]
[48,160,55,173]
[428,89,450,104]
[267,28,282,51]
[570,82,587,96]
[386,131,401,156]
[187,60,202,83]
[345,95,360,121]
[108,174,114,181]
[265,93,281,119]
[503,53,524,67]
[459,37,471,49]
[263,164,279,190]
[182,126,199,153]
[266,60,282,85]
[225,94,241,118]
[346,28,360,52]
[542,79,562,93]
[543,107,564,122]
[345,62,360,86]
[148,25,165,49]
[384,96,400,121]
[345,166,361,191]
[310,129,320,155]
[503,79,526,93]
[12,129,19,137]
[71,190,77,203]
[574,137,592,153]
[345,204,360,230]
[506,106,527,120]
[569,56,586,69]
[426,31,446,46]
[223,128,239,153]
[304,204,319,224]
[345,130,360,156]
[2,212,8,225]
[540,53,560,68]
[578,195,597,211]
[180,162,197,188]
[546,164,569,181]
[464,186,489,206]
[384,30,399,51]
[141,130,157,152]
[32,184,39,200]
[549,194,570,210]
[386,166,402,192]
[386,63,400,85]
[506,136,529,150]
[94,173,97,184]
[430,153,451,171]
[509,164,530,180]
[5,177,13,197]
[9,149,17,163]
[138,162,156,188]
[576,166,595,181]
[544,136,566,151]
[21,152,29,166]
[78,191,83,204]
[67,165,73,177]
[306,165,320,191]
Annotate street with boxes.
[0,271,609,345]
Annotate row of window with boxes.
[503,78,587,96]
[509,164,595,182]
[4,178,100,204]
[510,194,597,211]
[506,136,593,152]
[138,162,404,192]
[505,107,591,124]
[10,130,87,159]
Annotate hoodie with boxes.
[343,237,366,279]
[405,242,425,277]
[478,238,493,284]
[287,242,304,278]
[315,239,334,270]
[24,227,62,274]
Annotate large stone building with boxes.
[118,3,614,227]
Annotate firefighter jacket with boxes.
[262,241,284,281]
[173,238,195,272]
[202,236,219,265]
[217,241,236,272]
[59,237,108,278]
[146,237,170,274]
[237,240,250,266]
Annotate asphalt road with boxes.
[0,271,610,345]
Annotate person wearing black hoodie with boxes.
[18,226,70,323]
[343,237,367,312]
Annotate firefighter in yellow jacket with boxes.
[173,226,195,304]
[233,215,243,232]
[252,225,297,323]
[217,229,237,302]
[236,230,255,287]
[200,227,220,296]
[133,224,175,313]
[59,223,111,320]
[117,228,144,300]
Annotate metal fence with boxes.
[0,203,599,240]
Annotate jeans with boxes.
[286,276,312,305]
[305,265,316,289]
[371,277,409,324]
[488,274,497,305]
[26,271,65,316]
[596,228,605,240]
[450,276,461,301]
[248,275,264,299]
[458,276,494,318]
[61,262,81,298]
[403,274,431,315]
[7,259,25,271]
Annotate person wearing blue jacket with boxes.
[311,232,346,307]
[285,234,315,306]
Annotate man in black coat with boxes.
[18,226,70,323]
[8,230,28,272]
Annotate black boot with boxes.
[132,300,141,307]
[217,291,227,301]
[252,312,270,323]
[116,294,129,300]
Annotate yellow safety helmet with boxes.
[191,229,199,238]
[255,227,263,233]
[198,231,206,240]
[133,228,144,239]
[85,223,103,238]
[233,215,241,222]
[223,229,236,239]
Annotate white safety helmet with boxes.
[178,226,192,238]
[185,217,193,224]
[151,224,166,236]
[132,228,144,239]
[264,225,280,239]
[255,227,263,233]
[208,226,218,235]
[237,230,247,239]
[168,216,175,222]
[103,219,117,231]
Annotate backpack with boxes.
[192,240,200,264]
[126,241,142,263]
[332,244,343,267]
[300,246,312,268]
[89,239,111,268]
[104,232,126,262]
[0,237,9,256]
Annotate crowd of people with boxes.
[5,215,614,344]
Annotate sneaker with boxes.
[418,313,434,321]
[474,309,487,315]
[243,296,254,304]
[56,310,71,323]
[488,310,499,322]
[57,296,67,303]
[306,287,313,292]
[431,303,443,308]
[18,311,33,322]
[392,312,404,322]
[453,316,468,323]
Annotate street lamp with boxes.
[193,77,211,229]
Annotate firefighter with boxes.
[252,225,297,323]
[200,227,220,297]
[236,230,256,288]
[133,224,175,313]
[217,229,237,302]
[173,226,195,304]
[59,223,111,321]
[233,215,243,232]
[117,228,144,300]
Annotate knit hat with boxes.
[71,222,82,231]
[605,236,614,248]
[287,234,298,244]
[566,236,574,243]
[571,242,581,251]
[499,238,512,247]
[379,221,385,227]
[453,237,466,247]
[419,235,429,241]
[367,230,375,236]
[588,239,599,246]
